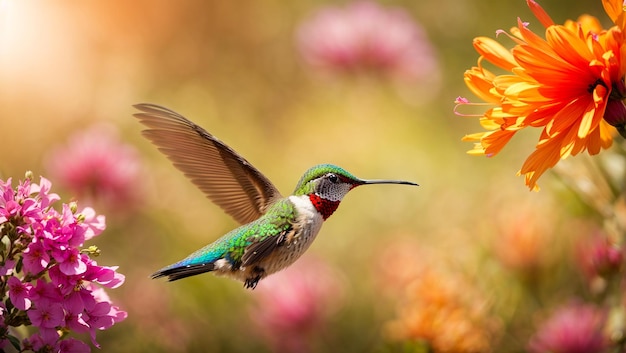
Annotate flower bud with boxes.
[83,245,100,257]
[603,98,626,138]
[69,201,78,214]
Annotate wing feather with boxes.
[241,230,288,267]
[133,103,282,224]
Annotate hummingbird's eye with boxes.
[327,173,339,183]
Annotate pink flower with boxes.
[0,200,18,224]
[251,256,345,353]
[296,1,439,84]
[7,277,33,311]
[63,310,90,335]
[87,284,127,324]
[23,328,61,351]
[83,261,125,289]
[54,247,88,276]
[17,198,42,222]
[0,178,13,206]
[528,303,608,353]
[30,278,63,303]
[58,338,90,353]
[24,332,52,351]
[0,260,15,276]
[22,242,50,275]
[45,123,142,211]
[62,291,90,332]
[27,299,65,329]
[30,177,60,210]
[48,266,80,296]
[577,234,623,280]
[0,174,126,351]
[81,284,126,348]
[78,207,105,241]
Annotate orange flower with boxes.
[458,0,626,190]
[385,269,500,353]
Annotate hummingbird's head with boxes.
[293,164,418,220]
[294,164,360,198]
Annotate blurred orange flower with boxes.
[458,0,626,190]
[385,269,500,353]
[494,212,548,275]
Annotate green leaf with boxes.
[14,257,22,274]
[7,334,21,351]
[5,297,14,311]
[0,235,8,254]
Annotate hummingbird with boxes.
[133,103,418,289]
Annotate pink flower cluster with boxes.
[296,1,439,84]
[0,173,126,352]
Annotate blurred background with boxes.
[0,0,616,352]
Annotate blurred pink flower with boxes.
[296,1,439,85]
[46,123,142,211]
[528,303,608,353]
[577,233,623,280]
[123,273,192,353]
[250,256,346,353]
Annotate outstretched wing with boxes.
[133,103,282,224]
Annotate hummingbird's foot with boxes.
[244,266,265,289]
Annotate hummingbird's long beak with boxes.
[358,179,419,186]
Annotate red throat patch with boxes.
[309,194,340,220]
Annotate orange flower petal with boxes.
[603,0,626,30]
[526,0,555,28]
[568,14,604,35]
[473,37,517,71]
[464,66,501,104]
[482,129,518,157]
[519,133,565,189]
[545,26,594,65]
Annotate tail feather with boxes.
[151,262,216,281]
